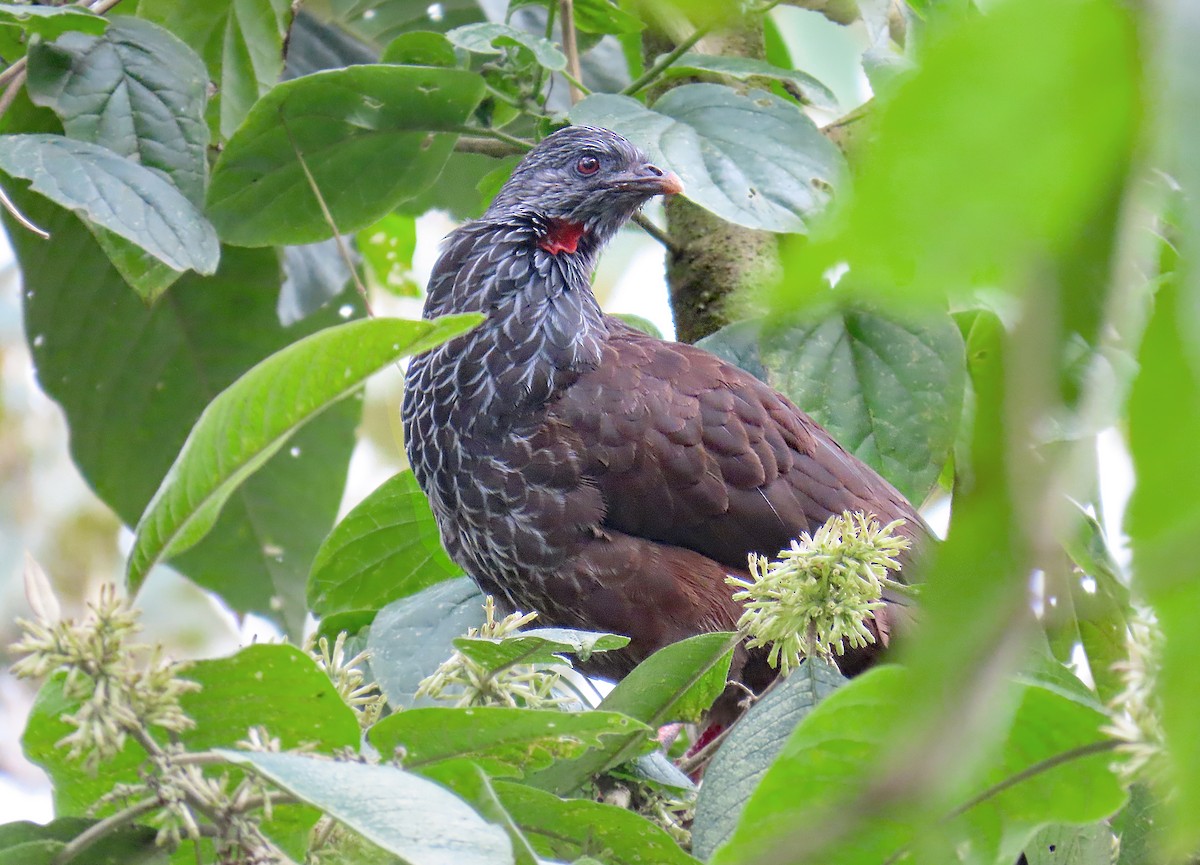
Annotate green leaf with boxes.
[381,30,458,66]
[181,643,361,751]
[692,659,846,860]
[711,670,1124,865]
[611,312,662,338]
[369,707,649,779]
[136,0,292,141]
[0,134,218,274]
[8,147,362,631]
[0,819,162,865]
[530,633,735,794]
[206,65,485,246]
[446,22,566,71]
[511,0,644,35]
[126,313,481,594]
[26,17,210,205]
[1128,275,1200,849]
[698,307,966,504]
[490,781,700,865]
[452,628,630,671]
[0,4,107,40]
[357,212,420,296]
[661,52,836,110]
[218,750,514,865]
[279,238,353,324]
[367,577,486,708]
[327,0,485,47]
[89,227,183,302]
[309,470,463,617]
[21,645,358,820]
[571,84,844,232]
[1024,822,1114,865]
[778,0,1140,310]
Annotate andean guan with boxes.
[402,125,930,715]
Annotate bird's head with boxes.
[484,125,683,256]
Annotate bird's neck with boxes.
[418,215,609,431]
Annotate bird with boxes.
[402,125,929,711]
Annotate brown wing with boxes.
[551,318,929,572]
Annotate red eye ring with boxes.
[576,156,600,176]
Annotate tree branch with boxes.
[53,798,162,865]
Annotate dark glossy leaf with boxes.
[447,22,566,71]
[309,470,462,617]
[279,238,354,325]
[661,52,836,110]
[572,84,844,232]
[692,659,846,860]
[530,633,735,794]
[491,781,700,865]
[369,707,648,778]
[206,65,485,246]
[127,313,482,594]
[9,165,361,631]
[699,307,966,503]
[26,16,209,205]
[328,0,485,47]
[0,134,218,274]
[367,577,486,708]
[137,0,292,140]
[284,10,378,78]
[220,751,513,865]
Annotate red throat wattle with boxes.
[538,219,586,255]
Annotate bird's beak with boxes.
[614,164,684,197]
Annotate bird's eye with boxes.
[576,156,600,176]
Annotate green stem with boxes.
[621,25,710,96]
[452,125,535,151]
[53,798,162,865]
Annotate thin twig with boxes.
[454,135,526,158]
[452,125,535,151]
[280,113,373,316]
[53,798,162,865]
[558,0,584,104]
[621,26,710,96]
[560,68,592,98]
[0,179,49,239]
[632,213,677,253]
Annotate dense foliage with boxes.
[0,0,1193,863]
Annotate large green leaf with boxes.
[369,707,649,779]
[219,751,514,865]
[529,632,735,794]
[206,65,485,246]
[1128,276,1200,849]
[711,670,1124,865]
[308,470,462,617]
[367,577,487,708]
[698,307,966,504]
[692,659,846,860]
[0,819,161,865]
[126,313,481,594]
[136,0,292,141]
[26,16,209,205]
[22,645,359,817]
[453,628,629,671]
[777,0,1139,311]
[0,134,218,274]
[9,163,361,631]
[490,781,700,865]
[571,84,844,232]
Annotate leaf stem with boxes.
[632,213,677,252]
[280,113,373,316]
[452,125,535,151]
[558,0,585,104]
[53,798,162,865]
[621,26,710,96]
